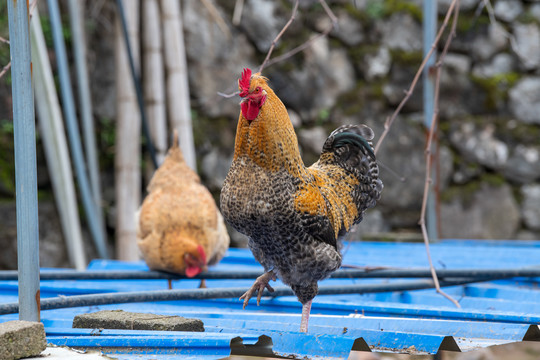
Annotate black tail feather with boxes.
[332,132,376,161]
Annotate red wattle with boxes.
[185,266,201,278]
[241,96,266,122]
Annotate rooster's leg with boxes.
[300,299,312,333]
[239,271,276,309]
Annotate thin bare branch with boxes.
[219,0,337,97]
[29,0,38,16]
[0,62,11,79]
[201,0,231,39]
[374,0,459,155]
[217,90,240,98]
[258,0,299,73]
[0,1,36,46]
[232,0,245,26]
[480,0,527,65]
[418,0,461,308]
[263,0,337,70]
[378,160,406,182]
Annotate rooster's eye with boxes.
[254,87,260,93]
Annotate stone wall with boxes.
[179,0,540,242]
[1,0,540,269]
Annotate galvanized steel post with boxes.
[7,0,41,321]
[423,0,438,242]
[67,0,106,246]
[47,0,109,259]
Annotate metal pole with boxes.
[0,278,489,316]
[31,6,87,270]
[2,267,540,281]
[67,0,106,250]
[7,0,41,322]
[47,0,109,259]
[423,0,438,242]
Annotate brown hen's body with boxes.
[221,70,382,332]
[138,133,229,277]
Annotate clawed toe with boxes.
[239,271,276,309]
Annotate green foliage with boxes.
[316,108,330,125]
[0,120,13,134]
[482,172,506,187]
[0,118,15,195]
[471,72,521,110]
[348,44,381,63]
[363,0,422,22]
[192,110,235,152]
[39,14,72,47]
[365,1,386,20]
[455,13,490,33]
[40,17,55,48]
[517,10,540,25]
[389,49,424,65]
[0,2,10,87]
[98,117,116,169]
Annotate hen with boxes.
[220,69,383,332]
[137,131,230,281]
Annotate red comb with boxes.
[197,244,207,265]
[238,68,252,97]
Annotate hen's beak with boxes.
[184,253,204,278]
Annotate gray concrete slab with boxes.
[0,320,47,360]
[72,310,204,332]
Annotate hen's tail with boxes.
[321,124,383,211]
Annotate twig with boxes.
[418,0,461,308]
[480,0,527,66]
[319,0,338,25]
[29,0,38,16]
[217,90,240,98]
[258,0,299,73]
[0,62,11,79]
[232,0,245,26]
[201,0,231,39]
[373,0,459,155]
[0,0,37,81]
[219,0,337,97]
[262,0,337,71]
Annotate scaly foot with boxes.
[300,299,312,333]
[239,271,276,309]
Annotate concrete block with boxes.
[0,320,47,360]
[72,310,204,332]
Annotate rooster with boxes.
[220,69,383,332]
[137,131,230,283]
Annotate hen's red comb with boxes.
[238,68,252,97]
[197,244,207,265]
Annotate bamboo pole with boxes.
[31,6,87,270]
[115,0,141,261]
[160,0,196,171]
[142,0,167,168]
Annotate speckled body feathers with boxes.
[137,135,230,274]
[221,73,382,304]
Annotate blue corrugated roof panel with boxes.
[1,240,539,359]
